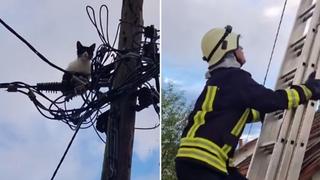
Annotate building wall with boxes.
[312,170,320,180]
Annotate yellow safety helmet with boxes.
[201,25,240,67]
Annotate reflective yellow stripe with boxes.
[300,85,312,99]
[222,109,252,158]
[285,89,300,109]
[177,147,228,174]
[292,89,300,107]
[186,111,202,137]
[285,89,293,109]
[222,144,232,154]
[229,158,235,167]
[186,86,217,137]
[221,109,251,160]
[206,86,216,110]
[231,109,250,136]
[251,109,260,122]
[180,137,228,161]
[186,111,206,138]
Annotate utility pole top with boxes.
[101,0,144,180]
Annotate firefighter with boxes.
[175,25,320,180]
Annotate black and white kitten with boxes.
[66,41,95,76]
[62,41,95,96]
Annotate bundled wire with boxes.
[0,4,160,179]
[0,4,160,134]
[86,5,121,52]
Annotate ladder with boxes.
[247,0,320,179]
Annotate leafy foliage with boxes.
[161,83,190,180]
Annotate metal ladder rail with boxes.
[268,2,320,180]
[247,0,316,179]
[284,19,320,180]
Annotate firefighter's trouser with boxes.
[175,159,248,180]
[175,159,226,180]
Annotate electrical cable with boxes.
[85,5,122,53]
[1,6,160,177]
[0,18,70,75]
[86,6,107,44]
[0,6,160,180]
[99,5,110,44]
[135,123,160,130]
[263,0,288,86]
[245,0,288,143]
[93,123,107,144]
[50,115,85,180]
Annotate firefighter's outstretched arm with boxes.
[238,71,320,114]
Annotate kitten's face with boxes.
[77,41,96,61]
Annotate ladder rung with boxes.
[296,50,303,57]
[273,110,284,116]
[259,141,276,148]
[290,35,307,48]
[280,68,297,79]
[292,43,304,52]
[303,12,314,22]
[259,141,276,154]
[281,80,294,89]
[274,113,284,120]
[273,111,284,120]
[299,4,316,19]
[278,81,293,90]
[283,74,295,83]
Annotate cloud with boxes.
[241,123,262,143]
[134,107,160,161]
[163,77,183,85]
[162,0,300,87]
[0,116,101,180]
[162,76,204,102]
[133,173,160,180]
[131,149,159,180]
[264,6,282,18]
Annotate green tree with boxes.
[162,83,190,180]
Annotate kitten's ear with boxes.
[90,43,96,51]
[77,41,82,49]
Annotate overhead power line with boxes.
[246,0,288,143]
[0,3,159,179]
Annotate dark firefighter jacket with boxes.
[176,67,312,175]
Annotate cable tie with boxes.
[7,84,17,92]
[27,90,36,101]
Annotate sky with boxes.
[162,0,301,141]
[0,0,159,180]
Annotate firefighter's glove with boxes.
[305,72,320,100]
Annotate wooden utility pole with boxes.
[101,0,143,180]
